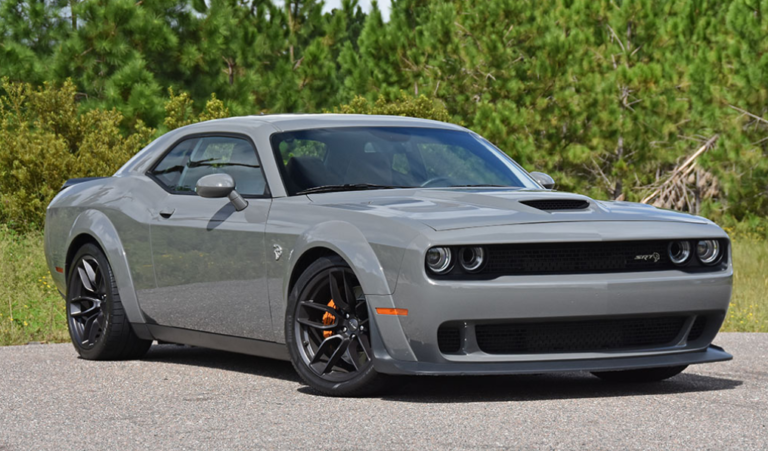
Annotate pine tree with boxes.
[51,0,183,125]
[0,0,68,82]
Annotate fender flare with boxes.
[67,209,146,325]
[281,220,417,362]
[282,220,393,302]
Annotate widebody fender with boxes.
[283,220,394,301]
[271,220,417,361]
[66,209,146,325]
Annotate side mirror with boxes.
[530,172,555,190]
[196,173,248,211]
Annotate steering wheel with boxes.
[420,176,452,187]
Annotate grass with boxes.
[0,227,68,345]
[723,238,768,332]
[0,227,766,346]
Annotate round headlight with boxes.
[426,247,453,274]
[668,241,691,265]
[459,246,486,272]
[697,240,721,265]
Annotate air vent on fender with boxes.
[520,199,590,211]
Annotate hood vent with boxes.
[520,199,590,211]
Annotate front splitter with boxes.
[373,345,732,376]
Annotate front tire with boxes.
[285,256,390,397]
[66,243,152,360]
[591,365,688,383]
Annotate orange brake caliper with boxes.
[323,300,337,338]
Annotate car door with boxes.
[142,134,274,341]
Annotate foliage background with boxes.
[1,0,767,232]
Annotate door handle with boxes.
[159,208,175,219]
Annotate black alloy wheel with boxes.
[68,255,107,349]
[286,256,390,396]
[295,266,372,379]
[66,243,152,360]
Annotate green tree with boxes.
[51,0,184,125]
[0,0,68,82]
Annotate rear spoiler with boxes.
[60,177,107,191]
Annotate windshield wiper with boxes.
[190,162,261,168]
[297,183,407,195]
[448,184,514,188]
[188,158,217,167]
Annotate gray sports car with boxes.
[44,115,732,396]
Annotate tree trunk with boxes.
[70,0,77,30]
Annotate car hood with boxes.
[306,188,709,231]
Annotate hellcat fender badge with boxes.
[634,252,661,263]
[273,244,283,261]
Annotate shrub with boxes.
[0,79,231,231]
[0,78,155,230]
[333,92,452,123]
[163,88,230,131]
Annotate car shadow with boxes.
[141,344,301,383]
[141,345,742,402]
[366,371,743,403]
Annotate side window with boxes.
[150,138,199,189]
[277,138,327,165]
[150,136,267,196]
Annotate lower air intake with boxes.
[437,326,461,354]
[688,316,707,341]
[475,316,686,354]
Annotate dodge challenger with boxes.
[44,115,732,396]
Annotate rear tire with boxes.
[591,365,688,383]
[66,243,152,360]
[285,256,391,397]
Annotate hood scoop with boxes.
[520,199,590,211]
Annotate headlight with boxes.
[459,246,486,272]
[426,247,453,274]
[696,240,721,265]
[668,241,691,265]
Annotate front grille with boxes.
[688,316,707,341]
[485,240,672,275]
[438,326,461,353]
[521,199,590,211]
[475,316,686,354]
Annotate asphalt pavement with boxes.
[0,333,765,450]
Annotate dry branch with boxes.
[641,135,720,214]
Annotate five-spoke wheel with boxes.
[295,267,372,380]
[66,243,152,360]
[68,256,107,348]
[286,256,389,396]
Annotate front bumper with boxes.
[365,221,733,375]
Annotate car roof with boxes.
[201,114,466,132]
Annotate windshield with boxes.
[269,127,539,195]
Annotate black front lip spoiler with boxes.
[373,345,732,376]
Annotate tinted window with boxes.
[150,136,267,196]
[269,127,538,195]
[418,143,515,186]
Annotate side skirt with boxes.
[141,324,290,361]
